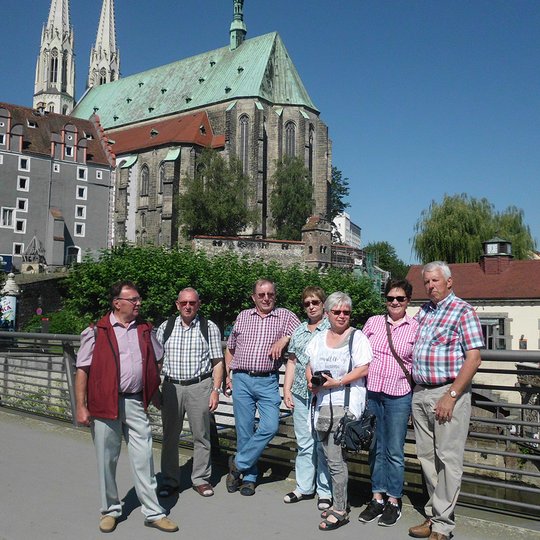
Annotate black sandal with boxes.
[284,491,315,504]
[319,510,349,531]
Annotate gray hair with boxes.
[177,287,199,300]
[324,291,352,312]
[422,261,451,279]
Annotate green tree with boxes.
[177,149,257,238]
[412,194,536,263]
[329,166,350,221]
[364,241,409,280]
[270,156,313,240]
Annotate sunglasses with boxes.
[255,292,275,299]
[386,296,408,303]
[115,296,142,305]
[303,299,322,307]
[178,300,198,306]
[330,309,351,316]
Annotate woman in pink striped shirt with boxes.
[358,279,419,528]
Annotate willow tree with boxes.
[270,156,313,240]
[412,194,536,263]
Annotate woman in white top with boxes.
[306,291,373,531]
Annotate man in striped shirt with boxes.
[157,287,224,499]
[409,262,484,540]
[225,279,300,496]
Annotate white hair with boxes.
[422,261,451,279]
[324,291,352,312]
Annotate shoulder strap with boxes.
[343,328,356,410]
[163,314,210,345]
[198,314,209,344]
[385,320,413,389]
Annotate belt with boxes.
[119,391,142,398]
[417,380,455,389]
[233,369,278,377]
[164,371,213,386]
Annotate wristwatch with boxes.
[449,389,458,399]
[212,387,222,394]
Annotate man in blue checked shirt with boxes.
[156,287,224,499]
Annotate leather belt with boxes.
[417,380,455,389]
[164,371,212,386]
[233,369,278,377]
[118,391,142,398]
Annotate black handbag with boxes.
[333,329,376,452]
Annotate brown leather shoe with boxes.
[409,519,432,538]
[429,533,448,540]
[99,515,117,533]
[144,517,179,532]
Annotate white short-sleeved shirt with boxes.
[306,328,373,420]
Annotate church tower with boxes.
[33,0,75,114]
[88,0,120,88]
[230,0,247,50]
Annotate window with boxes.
[0,154,3,164]
[18,157,30,171]
[96,170,103,180]
[76,185,87,200]
[0,134,5,145]
[141,212,147,228]
[1,207,14,227]
[17,176,29,192]
[239,115,249,173]
[140,165,149,196]
[308,125,315,173]
[74,222,85,237]
[66,246,81,265]
[65,146,73,157]
[15,218,26,234]
[16,198,28,212]
[13,243,24,256]
[285,121,296,157]
[75,205,86,219]
[53,163,60,173]
[50,48,58,83]
[77,167,87,181]
[158,164,165,193]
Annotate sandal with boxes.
[192,483,214,497]
[321,505,350,519]
[284,491,315,504]
[317,498,332,511]
[319,509,349,531]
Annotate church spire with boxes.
[33,0,75,114]
[88,0,120,88]
[230,0,247,50]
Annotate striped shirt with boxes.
[156,315,222,380]
[288,317,330,398]
[362,314,418,396]
[227,307,300,372]
[412,292,484,385]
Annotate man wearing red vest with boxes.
[75,281,178,534]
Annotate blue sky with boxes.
[2,0,539,263]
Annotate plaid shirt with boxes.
[362,314,418,396]
[412,292,484,385]
[156,315,222,380]
[288,317,330,398]
[227,307,300,372]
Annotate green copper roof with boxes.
[73,32,317,129]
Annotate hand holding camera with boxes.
[311,370,332,388]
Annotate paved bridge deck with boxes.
[1,408,539,540]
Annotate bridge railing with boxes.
[0,331,539,518]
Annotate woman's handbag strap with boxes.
[385,320,413,389]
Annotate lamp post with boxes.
[0,273,21,331]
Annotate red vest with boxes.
[87,313,161,419]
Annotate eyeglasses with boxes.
[178,300,198,306]
[115,296,142,305]
[303,299,321,307]
[386,296,408,303]
[330,309,351,316]
[255,292,275,299]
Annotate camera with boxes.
[311,370,332,387]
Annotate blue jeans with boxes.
[232,371,281,483]
[292,393,332,497]
[367,391,412,499]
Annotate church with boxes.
[33,0,332,247]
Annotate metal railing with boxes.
[1,330,539,518]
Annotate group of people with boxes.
[75,261,484,539]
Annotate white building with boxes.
[333,212,361,248]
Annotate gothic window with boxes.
[62,105,68,115]
[239,115,249,173]
[140,165,149,196]
[50,49,58,83]
[61,52,68,92]
[308,124,315,173]
[158,163,165,193]
[141,212,147,228]
[111,70,116,82]
[99,68,107,85]
[285,121,296,157]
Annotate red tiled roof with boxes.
[406,258,540,301]
[108,111,225,155]
[0,102,113,166]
